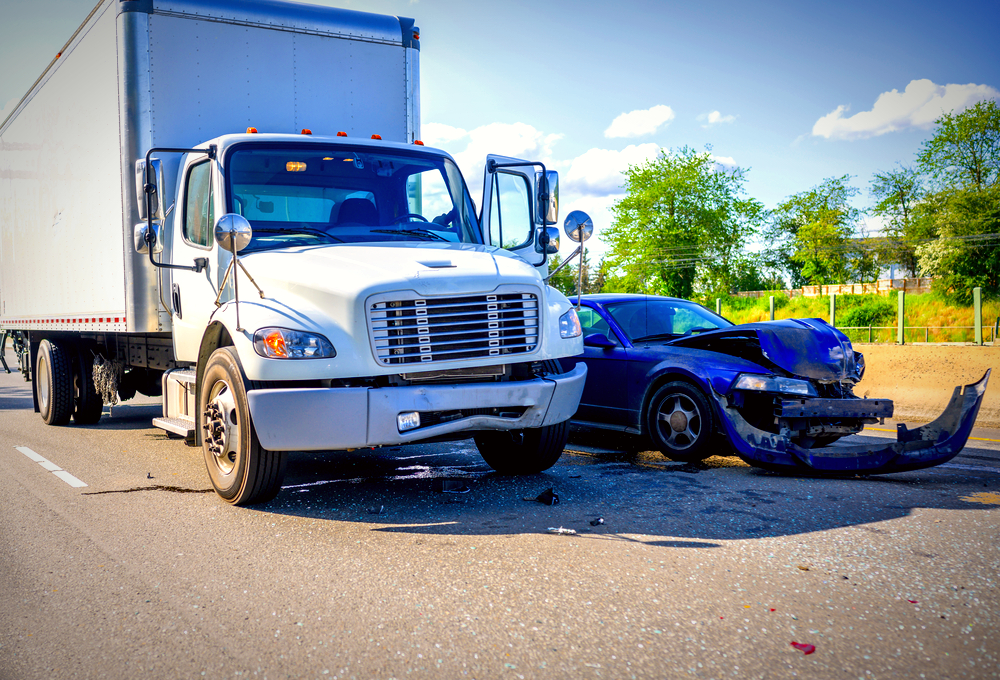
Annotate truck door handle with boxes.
[171,283,182,319]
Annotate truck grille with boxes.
[368,290,540,366]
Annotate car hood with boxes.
[667,318,859,382]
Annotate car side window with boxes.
[184,161,214,248]
[577,307,620,345]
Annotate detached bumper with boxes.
[246,362,587,451]
[716,370,991,474]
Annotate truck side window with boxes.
[184,161,214,248]
[489,172,532,249]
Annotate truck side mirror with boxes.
[535,170,559,225]
[535,226,560,254]
[135,158,165,221]
[564,210,593,243]
[133,222,163,254]
[214,214,253,252]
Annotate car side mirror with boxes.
[583,332,616,349]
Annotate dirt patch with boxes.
[856,345,999,427]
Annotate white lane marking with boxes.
[13,446,88,488]
[52,470,89,488]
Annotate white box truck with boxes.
[0,0,589,505]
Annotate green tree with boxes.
[869,165,926,275]
[916,99,1000,191]
[912,99,1000,300]
[766,175,866,286]
[601,146,764,299]
[546,253,577,297]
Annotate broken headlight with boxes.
[733,373,818,397]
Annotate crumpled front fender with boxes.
[714,370,991,474]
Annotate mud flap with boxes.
[716,370,991,474]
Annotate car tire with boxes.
[37,339,74,426]
[474,361,569,474]
[201,347,287,506]
[647,381,715,463]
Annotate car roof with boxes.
[572,293,691,304]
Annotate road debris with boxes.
[367,505,384,515]
[547,527,576,535]
[433,479,470,494]
[524,487,559,505]
[590,517,605,526]
[797,565,810,571]
[790,641,815,655]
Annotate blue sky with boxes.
[2,0,998,259]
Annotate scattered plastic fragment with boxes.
[433,479,470,494]
[590,517,605,526]
[547,526,576,535]
[790,641,815,655]
[907,599,918,604]
[797,565,810,571]
[367,505,384,515]
[524,487,559,505]
[147,472,153,479]
[770,608,776,612]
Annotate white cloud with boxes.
[565,143,662,196]
[604,105,675,139]
[698,110,736,127]
[812,79,1000,140]
[710,154,737,170]
[421,122,467,147]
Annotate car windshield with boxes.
[225,144,482,253]
[603,298,733,342]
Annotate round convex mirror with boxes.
[563,210,593,243]
[214,214,253,252]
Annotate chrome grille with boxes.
[368,291,540,366]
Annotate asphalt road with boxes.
[1,350,998,680]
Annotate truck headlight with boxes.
[733,373,818,396]
[559,308,582,339]
[253,328,336,359]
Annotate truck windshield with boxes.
[225,144,482,252]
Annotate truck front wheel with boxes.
[473,361,569,475]
[37,339,73,425]
[200,348,287,506]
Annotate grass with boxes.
[711,291,1000,344]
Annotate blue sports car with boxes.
[560,294,989,475]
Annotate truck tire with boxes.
[72,350,104,425]
[37,339,74,425]
[473,361,569,474]
[200,347,287,506]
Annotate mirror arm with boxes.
[545,244,581,281]
[143,145,217,272]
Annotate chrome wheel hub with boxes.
[204,381,240,474]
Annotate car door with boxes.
[168,155,224,363]
[573,304,631,426]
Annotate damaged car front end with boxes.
[674,318,991,474]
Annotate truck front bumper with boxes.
[245,362,587,451]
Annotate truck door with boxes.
[169,155,223,363]
[480,154,552,268]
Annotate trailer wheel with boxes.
[473,361,569,474]
[200,347,287,506]
[72,350,104,425]
[37,339,74,425]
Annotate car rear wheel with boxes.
[647,381,715,463]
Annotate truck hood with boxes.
[239,242,542,298]
[668,318,860,382]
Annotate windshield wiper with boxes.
[371,228,448,242]
[632,333,681,343]
[253,227,343,243]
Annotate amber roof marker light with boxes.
[371,134,382,140]
[246,127,258,133]
[301,128,312,135]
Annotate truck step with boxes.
[152,416,195,438]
